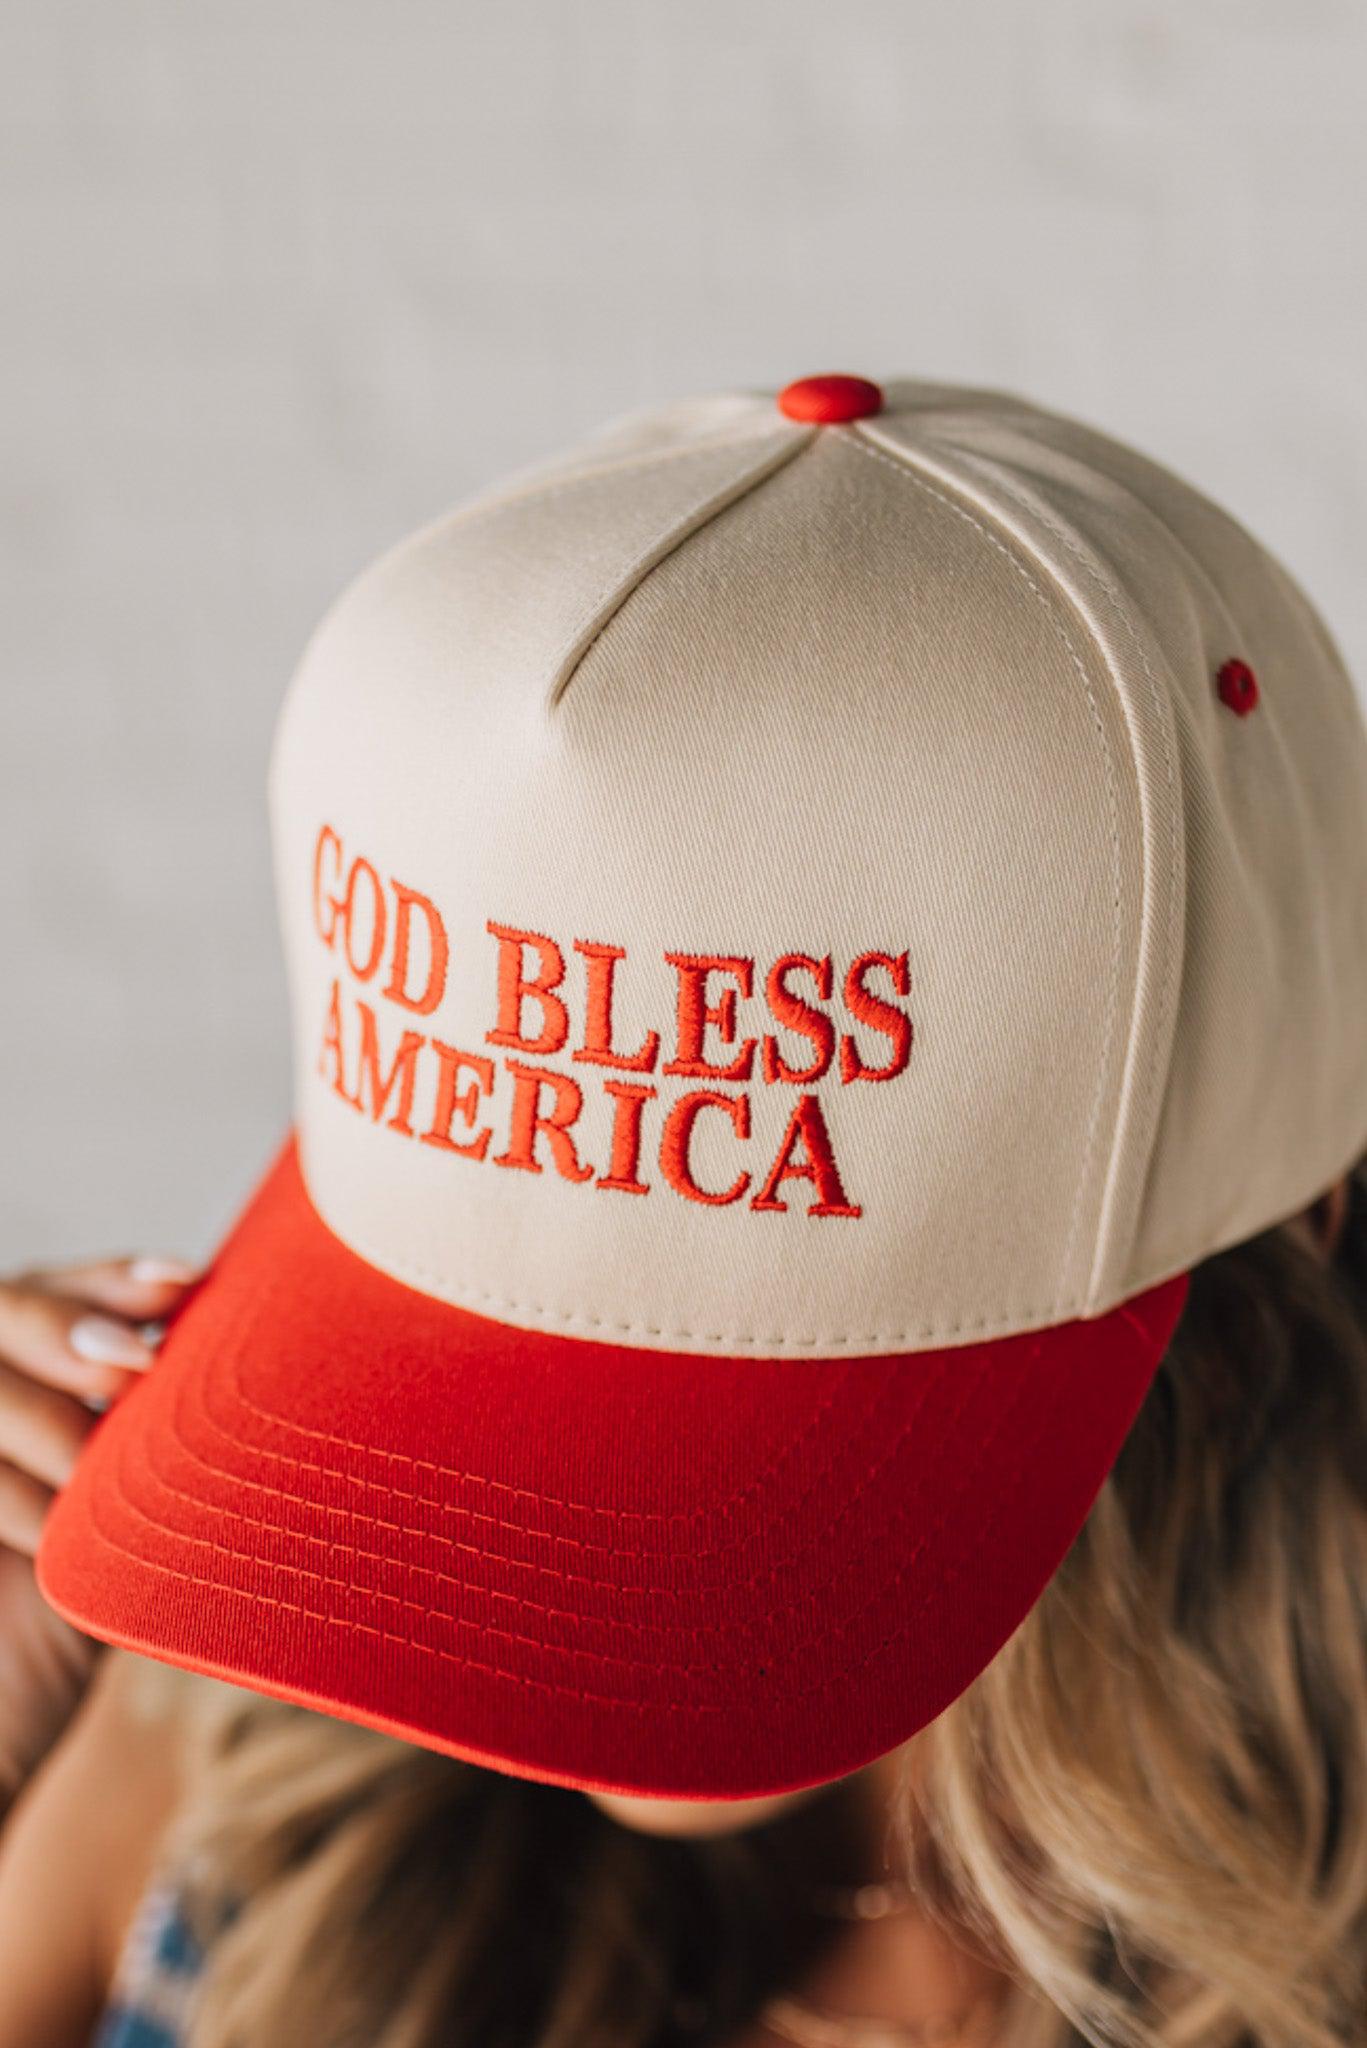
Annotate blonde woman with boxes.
[2,375,1365,2048]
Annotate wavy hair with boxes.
[144,1164,1367,2048]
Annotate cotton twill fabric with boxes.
[38,1138,1188,1799]
[270,391,1367,1359]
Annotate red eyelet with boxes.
[1216,658,1259,717]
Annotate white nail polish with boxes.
[128,1256,199,1287]
[70,1315,153,1368]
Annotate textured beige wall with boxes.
[4,0,1367,1266]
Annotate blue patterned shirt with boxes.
[92,1878,206,2048]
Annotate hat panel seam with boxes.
[444,415,802,535]
[295,1202,1097,1349]
[543,428,816,712]
[842,428,1125,1312]
[929,447,1183,1307]
[281,426,809,722]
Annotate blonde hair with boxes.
[153,1166,1367,2048]
[905,1171,1367,2048]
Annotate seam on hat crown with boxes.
[462,407,799,532]
[542,428,815,714]
[850,417,1185,1318]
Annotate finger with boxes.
[0,1359,101,1493]
[0,1460,57,1557]
[0,1281,157,1400]
[20,1254,201,1324]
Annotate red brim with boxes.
[37,1138,1187,1800]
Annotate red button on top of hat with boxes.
[778,374,884,425]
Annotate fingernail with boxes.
[70,1315,155,1368]
[128,1256,199,1287]
[80,1365,142,1413]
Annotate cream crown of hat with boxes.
[268,374,1367,1358]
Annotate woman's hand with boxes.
[0,1255,198,1809]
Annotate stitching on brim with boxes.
[127,1340,991,1652]
[211,1262,871,1540]
[81,1321,1071,1708]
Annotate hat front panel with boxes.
[269,421,1145,1356]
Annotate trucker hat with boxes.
[37,374,1367,1799]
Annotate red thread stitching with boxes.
[312,823,345,948]
[108,1339,1022,1676]
[493,1059,594,1183]
[155,1316,948,1604]
[762,955,835,1085]
[838,952,912,1084]
[354,1003,424,1138]
[484,923,569,1055]
[90,1323,1070,1708]
[421,1042,494,1161]
[129,1341,965,1646]
[659,1090,750,1206]
[661,956,757,1081]
[215,1311,888,1565]
[751,1096,861,1218]
[216,1267,864,1538]
[571,940,660,1073]
[596,1080,656,1195]
[317,979,357,1107]
[341,857,387,983]
[383,881,449,1016]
